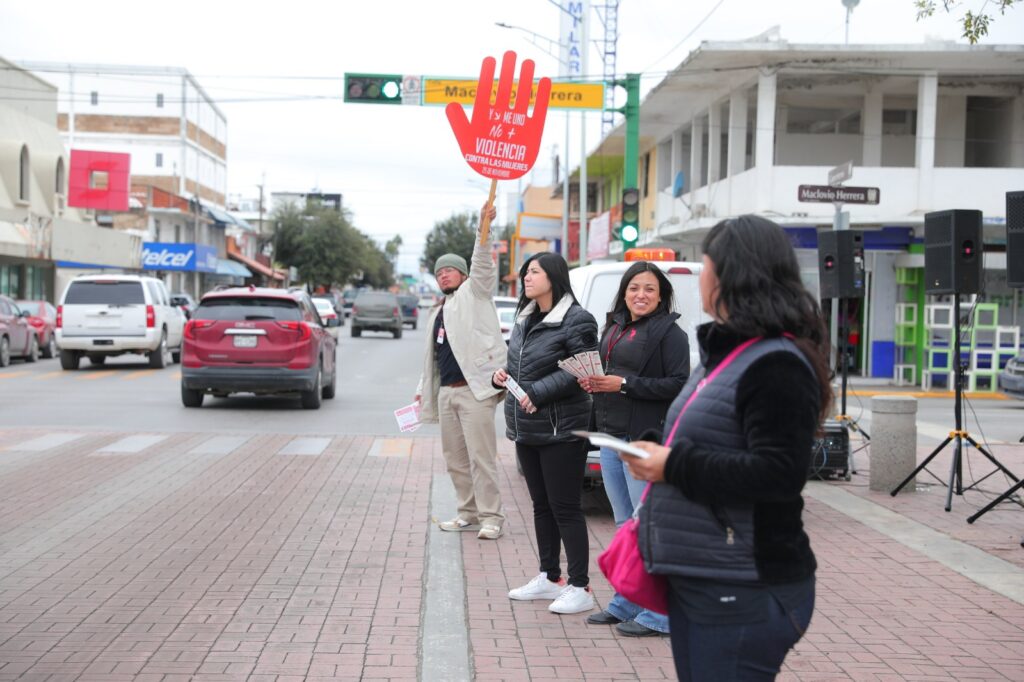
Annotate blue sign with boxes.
[142,242,218,273]
[672,172,686,198]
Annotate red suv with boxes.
[180,287,337,409]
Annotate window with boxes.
[156,93,164,108]
[55,157,65,194]
[883,109,916,136]
[156,152,163,168]
[786,107,861,134]
[18,145,29,202]
[195,297,302,322]
[89,171,109,190]
[64,281,145,305]
[90,91,98,106]
[641,152,651,198]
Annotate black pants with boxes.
[515,440,589,587]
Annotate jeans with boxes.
[668,583,815,681]
[600,446,669,633]
[516,440,590,587]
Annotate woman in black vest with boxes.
[627,216,832,681]
[492,253,599,615]
[580,261,689,637]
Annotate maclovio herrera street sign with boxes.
[798,184,880,205]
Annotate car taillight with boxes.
[393,307,400,317]
[276,321,311,341]
[412,308,418,317]
[352,305,358,315]
[184,319,214,340]
[146,305,155,328]
[588,463,602,472]
[56,305,62,329]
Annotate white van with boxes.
[569,260,710,370]
[56,274,185,370]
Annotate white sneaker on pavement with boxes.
[508,573,565,601]
[548,585,596,614]
[439,517,480,532]
[477,524,503,540]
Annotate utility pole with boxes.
[620,73,640,189]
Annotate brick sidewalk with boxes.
[0,429,1021,680]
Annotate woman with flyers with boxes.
[580,261,690,637]
[492,252,599,615]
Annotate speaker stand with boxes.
[890,296,1020,512]
[832,299,867,481]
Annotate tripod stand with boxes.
[890,296,1019,512]
[833,299,868,480]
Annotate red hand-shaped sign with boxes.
[446,51,552,181]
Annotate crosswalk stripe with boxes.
[4,433,85,452]
[95,434,168,454]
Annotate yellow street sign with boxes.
[421,78,605,111]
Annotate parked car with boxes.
[417,294,438,309]
[998,354,1024,399]
[170,292,197,320]
[341,289,360,318]
[312,296,342,337]
[0,295,38,366]
[15,299,59,358]
[55,274,185,370]
[180,286,337,409]
[493,295,517,310]
[351,291,403,339]
[397,294,419,329]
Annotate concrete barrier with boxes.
[870,396,918,492]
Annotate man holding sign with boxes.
[415,205,507,540]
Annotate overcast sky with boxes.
[2,1,1021,273]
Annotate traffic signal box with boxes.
[621,187,640,250]
[344,74,402,104]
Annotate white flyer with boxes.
[587,351,605,376]
[504,376,528,401]
[393,402,422,433]
[571,431,651,459]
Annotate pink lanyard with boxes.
[662,336,762,446]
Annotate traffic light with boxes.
[621,187,640,250]
[344,73,402,104]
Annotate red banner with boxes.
[446,51,551,181]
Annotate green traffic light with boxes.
[621,225,639,242]
[344,73,403,104]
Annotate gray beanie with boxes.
[434,253,469,276]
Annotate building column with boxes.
[727,90,748,177]
[755,72,776,169]
[863,88,883,167]
[707,104,721,184]
[915,73,938,210]
[690,118,705,191]
[1011,96,1024,169]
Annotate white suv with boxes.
[56,274,185,370]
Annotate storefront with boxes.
[141,241,218,298]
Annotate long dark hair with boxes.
[702,215,833,420]
[516,252,577,316]
[606,261,674,328]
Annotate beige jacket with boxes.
[416,236,506,423]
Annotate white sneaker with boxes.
[477,524,503,540]
[548,585,596,614]
[439,517,480,532]
[508,573,565,601]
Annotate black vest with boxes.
[639,337,811,581]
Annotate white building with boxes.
[18,61,228,209]
[590,33,1024,380]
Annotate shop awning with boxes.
[228,251,284,281]
[216,259,252,277]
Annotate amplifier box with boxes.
[809,420,849,480]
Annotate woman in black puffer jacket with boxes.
[493,252,599,616]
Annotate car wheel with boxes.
[171,348,181,364]
[148,331,169,369]
[322,365,337,399]
[301,366,323,409]
[59,349,80,370]
[181,384,204,408]
[393,327,403,340]
[24,335,38,363]
[351,326,361,338]
[0,336,10,367]
[87,354,106,366]
[42,334,57,359]
[412,321,417,330]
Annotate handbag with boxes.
[597,336,764,616]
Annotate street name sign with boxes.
[828,160,853,187]
[424,78,603,110]
[798,185,880,205]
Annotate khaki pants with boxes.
[438,385,504,526]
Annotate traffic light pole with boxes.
[621,73,640,189]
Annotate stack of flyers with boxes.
[557,350,605,378]
[504,376,528,402]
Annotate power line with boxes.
[641,0,729,74]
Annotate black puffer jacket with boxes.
[504,295,598,445]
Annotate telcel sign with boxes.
[142,242,218,273]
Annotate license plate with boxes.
[233,335,258,348]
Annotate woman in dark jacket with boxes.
[627,216,832,681]
[580,261,690,637]
[492,252,599,616]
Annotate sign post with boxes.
[445,51,552,245]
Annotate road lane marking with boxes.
[94,434,168,454]
[0,371,31,380]
[36,371,64,380]
[190,436,250,455]
[277,437,331,456]
[3,433,85,452]
[75,371,113,381]
[123,369,157,380]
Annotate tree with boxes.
[354,235,395,290]
[421,210,479,272]
[270,201,306,267]
[914,0,1020,43]
[295,209,366,289]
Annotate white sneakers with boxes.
[548,585,595,614]
[438,517,480,532]
[508,574,595,614]
[477,524,503,540]
[508,573,565,601]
